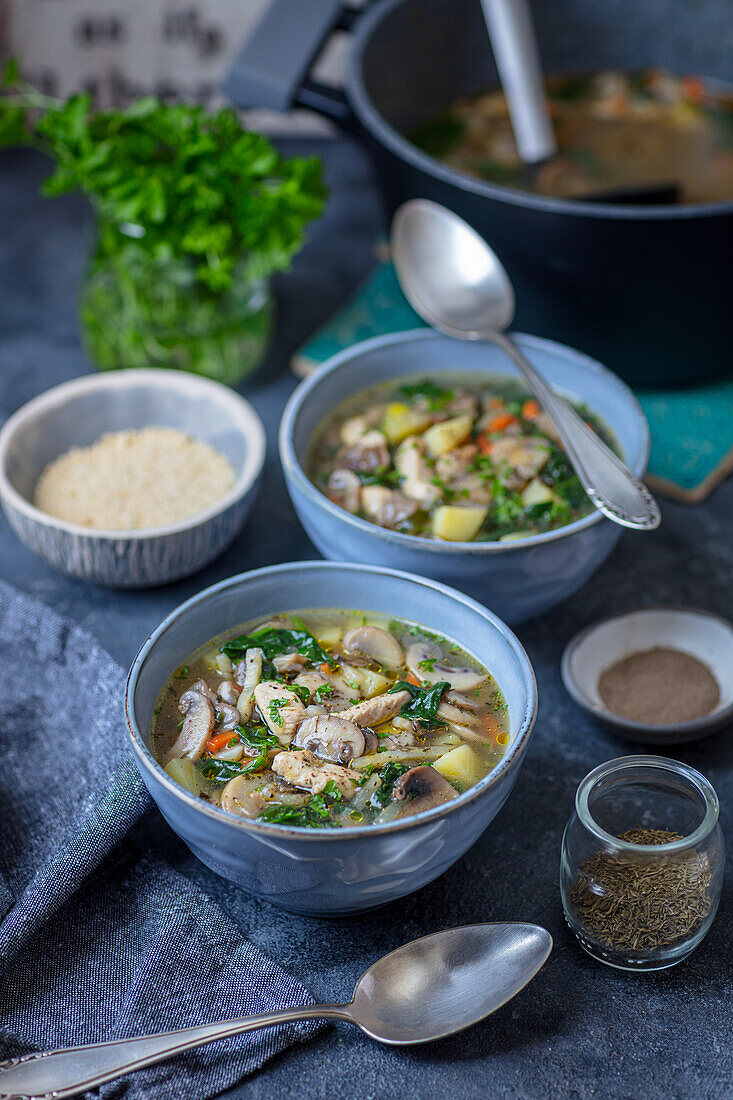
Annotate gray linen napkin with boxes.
[0,580,324,1098]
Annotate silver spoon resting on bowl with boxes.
[0,923,552,1099]
[391,199,661,531]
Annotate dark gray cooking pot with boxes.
[225,0,732,387]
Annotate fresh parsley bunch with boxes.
[0,59,327,294]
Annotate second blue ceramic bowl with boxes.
[280,330,651,624]
[126,561,537,916]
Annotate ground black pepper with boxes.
[598,646,719,725]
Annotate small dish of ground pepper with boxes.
[561,608,733,743]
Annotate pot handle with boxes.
[223,0,361,129]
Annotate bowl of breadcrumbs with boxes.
[0,369,265,587]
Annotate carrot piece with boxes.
[483,715,504,739]
[477,434,493,456]
[681,75,705,103]
[522,399,540,420]
[319,662,332,674]
[206,731,235,755]
[406,671,422,687]
[486,413,518,433]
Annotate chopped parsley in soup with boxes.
[152,610,509,828]
[309,375,614,542]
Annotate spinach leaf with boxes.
[321,779,344,802]
[198,758,246,784]
[290,683,311,705]
[388,680,450,727]
[234,723,280,773]
[370,762,411,808]
[258,797,331,828]
[398,380,455,411]
[356,466,402,489]
[257,777,345,828]
[221,620,336,667]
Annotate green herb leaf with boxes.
[233,723,280,773]
[267,698,286,727]
[198,758,246,784]
[0,74,326,297]
[371,762,411,808]
[221,623,336,668]
[321,779,344,802]
[388,680,450,727]
[290,683,311,705]
[399,380,455,411]
[258,798,333,828]
[357,466,402,489]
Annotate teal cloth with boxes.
[293,261,733,501]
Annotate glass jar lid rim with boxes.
[575,755,719,853]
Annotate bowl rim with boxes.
[348,0,733,222]
[0,368,267,540]
[575,754,720,853]
[125,560,538,840]
[561,605,733,735]
[279,328,651,555]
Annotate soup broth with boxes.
[309,373,614,542]
[152,609,509,828]
[410,69,733,204]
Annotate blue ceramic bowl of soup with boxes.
[280,330,651,624]
[125,561,537,916]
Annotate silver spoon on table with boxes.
[392,200,661,531]
[0,923,551,1100]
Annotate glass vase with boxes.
[560,755,724,971]
[80,234,272,385]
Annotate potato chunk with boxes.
[422,415,474,457]
[521,477,558,507]
[431,504,487,542]
[381,403,433,445]
[434,744,486,788]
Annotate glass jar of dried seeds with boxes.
[560,756,724,971]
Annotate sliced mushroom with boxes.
[234,648,262,721]
[334,429,390,474]
[444,690,482,714]
[294,715,365,763]
[361,486,419,529]
[406,641,486,691]
[216,699,242,733]
[253,681,306,746]
[362,728,378,755]
[273,651,307,674]
[380,728,417,751]
[392,765,458,817]
[436,700,491,744]
[190,678,218,703]
[221,775,267,818]
[168,689,214,761]
[326,468,361,515]
[271,749,358,798]
[342,625,404,670]
[339,690,411,728]
[217,680,241,706]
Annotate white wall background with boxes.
[2,0,361,132]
